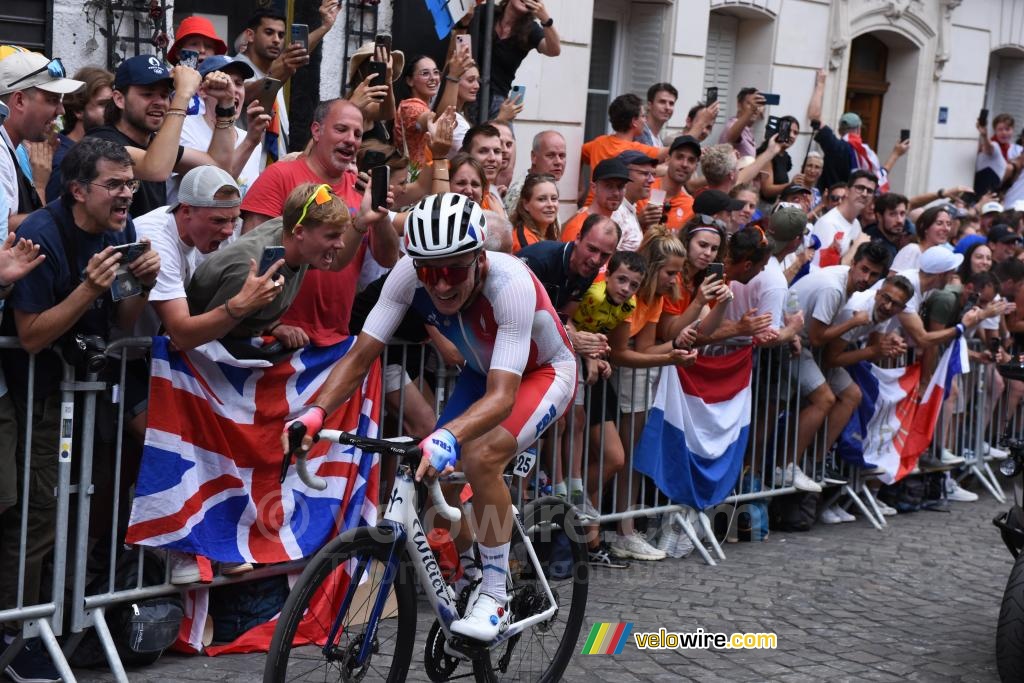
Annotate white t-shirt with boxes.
[611,199,643,252]
[810,208,860,269]
[168,114,263,205]
[234,54,289,161]
[0,126,19,217]
[1005,170,1024,209]
[789,265,850,343]
[132,207,201,337]
[723,256,788,345]
[835,288,883,343]
[890,243,921,272]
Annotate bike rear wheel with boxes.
[473,496,590,682]
[263,528,417,683]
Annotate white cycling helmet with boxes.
[404,192,487,259]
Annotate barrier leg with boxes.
[675,511,714,566]
[36,618,76,683]
[972,462,1006,503]
[0,634,24,671]
[697,510,726,561]
[859,486,888,528]
[842,484,883,531]
[91,607,129,683]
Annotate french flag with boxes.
[836,334,968,483]
[635,348,753,510]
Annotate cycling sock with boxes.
[553,480,567,496]
[569,477,584,494]
[453,552,481,595]
[478,542,509,604]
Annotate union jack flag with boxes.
[125,336,381,653]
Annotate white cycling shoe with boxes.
[450,589,511,642]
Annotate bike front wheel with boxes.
[263,527,417,683]
[474,496,590,682]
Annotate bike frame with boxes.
[328,465,560,666]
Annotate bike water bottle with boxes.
[427,528,464,583]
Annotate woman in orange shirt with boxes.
[395,55,440,168]
[660,214,728,340]
[509,173,560,251]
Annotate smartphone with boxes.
[256,77,283,114]
[649,188,667,205]
[510,85,526,105]
[765,115,780,141]
[259,246,286,277]
[777,121,791,145]
[705,262,724,280]
[900,128,911,142]
[980,108,989,127]
[455,33,472,53]
[961,191,978,206]
[374,33,392,53]
[371,165,390,210]
[706,86,718,106]
[290,23,309,50]
[761,93,781,106]
[111,241,150,262]
[366,60,387,87]
[177,49,199,69]
[110,242,150,301]
[359,149,386,175]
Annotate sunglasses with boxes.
[748,224,769,248]
[414,255,478,287]
[828,194,844,202]
[697,214,727,230]
[7,57,66,89]
[295,184,334,227]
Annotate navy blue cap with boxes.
[617,150,657,166]
[592,158,632,183]
[669,135,702,157]
[198,56,255,80]
[114,55,173,90]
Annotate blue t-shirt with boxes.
[45,134,76,203]
[515,240,595,314]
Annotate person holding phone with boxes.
[395,55,442,167]
[167,15,228,66]
[718,87,766,158]
[345,40,402,141]
[754,115,801,201]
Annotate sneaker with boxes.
[610,532,666,561]
[655,518,693,559]
[569,489,600,521]
[821,504,843,524]
[940,448,965,466]
[168,550,200,585]
[3,638,61,683]
[874,498,898,516]
[945,478,978,502]
[985,441,1010,460]
[775,464,822,493]
[221,561,254,576]
[450,590,511,642]
[587,544,630,568]
[834,505,856,523]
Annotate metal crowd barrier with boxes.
[0,330,1007,680]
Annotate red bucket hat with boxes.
[168,16,228,64]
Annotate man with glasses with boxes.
[810,170,877,269]
[560,158,629,242]
[0,137,159,682]
[988,224,1022,265]
[0,47,84,230]
[611,150,660,251]
[286,192,577,641]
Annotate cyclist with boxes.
[283,192,577,641]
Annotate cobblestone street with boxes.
[76,488,1009,682]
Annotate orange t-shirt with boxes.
[511,224,545,253]
[661,282,693,316]
[626,296,665,338]
[559,209,589,242]
[635,178,694,231]
[581,135,663,205]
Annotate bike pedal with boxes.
[445,636,490,661]
[442,639,472,661]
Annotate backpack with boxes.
[770,491,819,532]
[736,470,769,542]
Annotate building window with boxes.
[585,17,618,142]
[0,0,52,54]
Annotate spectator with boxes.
[891,205,954,272]
[979,200,1003,233]
[509,173,559,251]
[561,158,629,242]
[683,100,719,142]
[824,274,912,370]
[396,55,440,167]
[167,15,228,65]
[810,170,877,268]
[473,0,561,120]
[756,115,801,200]
[612,150,659,251]
[693,189,746,224]
[83,55,231,218]
[444,57,479,156]
[778,183,814,213]
[345,41,402,143]
[718,87,765,158]
[44,67,113,203]
[0,47,84,229]
[0,139,159,681]
[636,135,701,231]
[173,56,270,203]
[460,123,508,217]
[491,119,517,190]
[987,224,1021,265]
[793,150,824,208]
[503,130,566,213]
[865,192,910,260]
[447,152,486,204]
[637,82,677,147]
[728,183,759,233]
[187,182,348,344]
[580,93,668,201]
[700,143,738,193]
[658,215,734,341]
[975,114,1016,197]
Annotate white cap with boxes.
[0,49,83,96]
[168,166,240,212]
[919,245,964,274]
[981,201,1004,214]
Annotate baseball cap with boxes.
[668,135,702,157]
[168,16,228,64]
[779,184,813,199]
[0,48,84,97]
[839,112,862,129]
[592,158,631,183]
[919,245,964,274]
[197,55,255,80]
[168,165,241,212]
[954,234,986,255]
[769,206,809,254]
[114,55,173,90]
[981,200,1003,215]
[693,189,745,216]
[988,224,1021,244]
[617,150,657,166]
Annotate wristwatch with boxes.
[541,17,554,28]
[214,104,237,118]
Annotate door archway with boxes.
[844,34,889,150]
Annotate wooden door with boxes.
[845,34,889,150]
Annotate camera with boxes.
[61,333,108,374]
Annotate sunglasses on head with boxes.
[295,184,334,226]
[748,224,769,248]
[7,57,65,89]
[697,214,727,230]
[414,254,479,287]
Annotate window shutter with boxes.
[623,3,668,98]
[702,13,739,134]
[993,56,1024,123]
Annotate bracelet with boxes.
[224,300,245,321]
[937,188,945,198]
[215,121,235,129]
[165,111,186,118]
[352,222,369,235]
[434,175,449,181]
[445,75,460,84]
